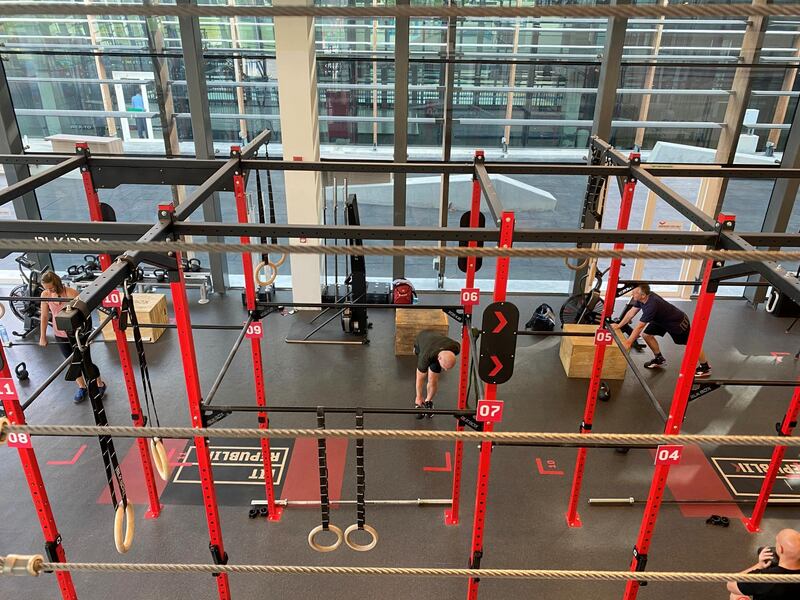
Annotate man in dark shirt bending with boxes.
[726,528,800,600]
[413,330,460,419]
[612,283,711,377]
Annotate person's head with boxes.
[632,283,651,303]
[437,350,457,371]
[776,528,800,567]
[41,271,66,296]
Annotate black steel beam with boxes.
[609,327,668,423]
[3,219,800,248]
[0,154,85,206]
[700,379,800,387]
[54,129,273,332]
[474,159,504,226]
[0,220,150,240]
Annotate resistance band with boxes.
[344,409,378,551]
[308,408,343,552]
[121,279,167,480]
[68,321,134,554]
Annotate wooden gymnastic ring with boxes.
[344,523,378,552]
[307,524,343,552]
[150,438,169,481]
[0,417,9,445]
[0,302,5,319]
[270,253,287,268]
[564,257,589,271]
[114,503,135,554]
[254,261,278,287]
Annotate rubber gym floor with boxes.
[1,291,798,600]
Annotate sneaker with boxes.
[73,388,88,404]
[414,403,425,420]
[424,400,434,419]
[695,364,712,378]
[643,355,666,370]
[98,384,107,399]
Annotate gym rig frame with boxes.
[3,132,800,600]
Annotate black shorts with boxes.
[643,322,690,345]
[55,339,73,359]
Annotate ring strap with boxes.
[69,327,127,510]
[123,280,160,429]
[316,407,330,530]
[355,409,365,529]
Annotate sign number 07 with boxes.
[476,399,504,423]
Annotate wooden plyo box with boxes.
[102,293,168,344]
[395,309,450,356]
[559,324,627,380]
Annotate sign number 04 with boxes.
[476,399,504,423]
[654,444,683,466]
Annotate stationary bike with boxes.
[8,254,49,339]
[559,263,645,350]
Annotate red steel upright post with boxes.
[445,153,482,526]
[76,143,162,519]
[231,146,280,521]
[466,210,514,600]
[744,383,800,532]
[566,154,639,527]
[622,214,734,600]
[0,344,77,599]
[165,205,230,600]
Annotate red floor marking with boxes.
[280,438,347,501]
[771,352,791,364]
[47,444,87,466]
[659,444,745,520]
[535,458,564,476]
[424,451,452,473]
[97,439,187,505]
[167,448,194,468]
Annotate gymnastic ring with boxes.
[564,257,589,271]
[113,503,135,554]
[307,524,343,552]
[0,301,5,319]
[254,261,278,287]
[270,253,287,268]
[0,417,9,445]
[344,523,378,552]
[149,438,169,481]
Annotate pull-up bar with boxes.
[203,404,477,417]
[698,378,800,387]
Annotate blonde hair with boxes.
[41,271,66,295]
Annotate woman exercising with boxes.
[39,271,106,403]
[413,330,459,419]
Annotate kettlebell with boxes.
[598,381,611,402]
[15,362,29,381]
[153,269,167,283]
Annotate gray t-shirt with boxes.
[415,330,460,373]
